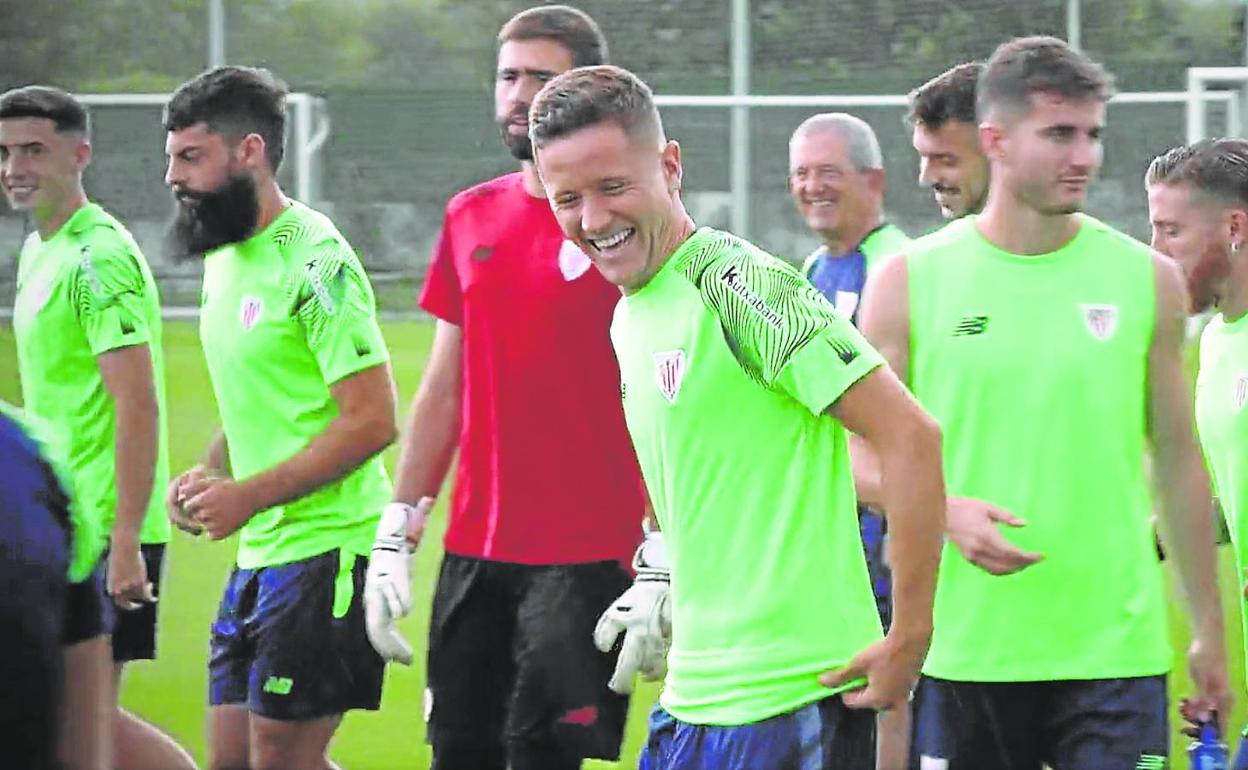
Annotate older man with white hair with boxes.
[788,112,912,770]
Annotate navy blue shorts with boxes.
[103,543,165,662]
[63,564,111,646]
[208,549,383,721]
[1234,726,1248,770]
[859,506,891,630]
[910,674,1168,770]
[639,696,875,770]
[426,554,631,765]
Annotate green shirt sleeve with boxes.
[69,236,153,356]
[698,251,883,415]
[292,240,390,385]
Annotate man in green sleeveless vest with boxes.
[1148,138,1248,767]
[859,36,1231,769]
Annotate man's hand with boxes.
[166,466,207,535]
[947,497,1043,575]
[107,531,154,611]
[1182,633,1233,736]
[594,533,671,694]
[181,476,255,540]
[364,498,433,665]
[818,631,930,711]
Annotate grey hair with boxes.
[790,113,883,172]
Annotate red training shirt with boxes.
[420,172,644,565]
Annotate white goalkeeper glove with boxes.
[594,531,671,694]
[364,497,433,665]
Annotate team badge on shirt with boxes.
[1234,373,1248,412]
[240,296,264,331]
[1080,304,1118,341]
[558,239,592,281]
[654,350,687,403]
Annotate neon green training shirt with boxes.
[612,227,885,726]
[908,215,1170,682]
[199,201,392,569]
[12,202,171,562]
[1196,311,1248,687]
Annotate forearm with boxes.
[392,385,460,504]
[849,434,884,508]
[875,422,945,640]
[112,397,158,539]
[240,413,395,514]
[200,430,231,477]
[1156,449,1224,639]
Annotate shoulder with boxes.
[1077,214,1153,262]
[71,206,142,263]
[446,172,524,219]
[907,217,972,259]
[270,202,358,268]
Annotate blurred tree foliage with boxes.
[1,0,1242,94]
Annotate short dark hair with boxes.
[530,65,663,150]
[1147,138,1248,209]
[163,66,287,171]
[0,86,90,135]
[978,36,1114,121]
[499,5,608,68]
[906,62,982,129]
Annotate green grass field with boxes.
[0,319,1243,768]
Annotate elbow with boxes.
[902,411,942,458]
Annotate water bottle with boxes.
[1188,721,1229,770]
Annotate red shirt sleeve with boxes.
[419,208,463,324]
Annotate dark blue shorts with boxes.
[1234,726,1248,770]
[859,506,891,630]
[910,674,1168,770]
[208,549,383,721]
[63,564,111,646]
[103,543,165,662]
[639,696,875,770]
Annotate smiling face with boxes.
[0,116,89,217]
[788,130,879,246]
[536,120,685,293]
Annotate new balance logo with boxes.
[1135,753,1165,769]
[262,676,293,695]
[953,316,988,336]
[828,337,859,364]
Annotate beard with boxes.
[167,173,260,259]
[498,111,533,161]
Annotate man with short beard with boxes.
[1148,138,1248,765]
[906,62,990,221]
[162,66,398,770]
[359,6,647,770]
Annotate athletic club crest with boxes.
[1235,373,1248,412]
[558,239,592,281]
[240,296,263,331]
[1080,303,1118,341]
[654,350,686,403]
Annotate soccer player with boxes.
[906,62,989,220]
[859,37,1231,769]
[162,66,397,770]
[530,64,946,770]
[788,111,912,769]
[361,7,645,770]
[1147,137,1248,765]
[1,86,192,770]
